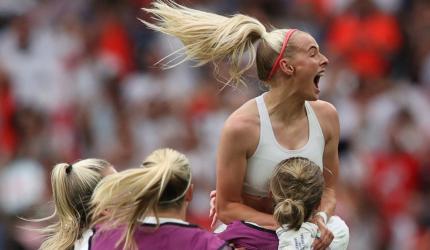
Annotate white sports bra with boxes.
[243,94,325,197]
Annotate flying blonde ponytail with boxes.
[140,0,268,86]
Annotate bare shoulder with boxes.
[221,99,260,152]
[224,99,259,136]
[309,100,338,118]
[309,100,340,139]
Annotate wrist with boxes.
[316,211,328,224]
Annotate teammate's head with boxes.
[40,159,116,250]
[270,157,324,230]
[91,148,193,250]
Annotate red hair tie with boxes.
[266,29,297,81]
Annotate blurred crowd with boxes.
[0,0,430,249]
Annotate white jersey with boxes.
[73,228,94,250]
[244,93,325,197]
[276,222,318,250]
[276,216,350,250]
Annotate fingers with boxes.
[209,191,216,217]
[209,190,218,229]
[312,229,334,250]
[210,212,218,229]
[312,221,334,250]
[210,196,216,209]
[312,238,323,250]
[209,197,216,216]
[209,206,214,217]
[210,190,217,198]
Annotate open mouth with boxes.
[313,71,324,89]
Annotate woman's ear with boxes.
[279,58,294,76]
[185,184,193,202]
[101,209,111,217]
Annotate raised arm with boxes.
[215,115,276,228]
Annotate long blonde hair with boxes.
[270,157,324,230]
[141,0,301,86]
[39,159,112,250]
[91,148,192,250]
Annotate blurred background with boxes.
[0,0,430,249]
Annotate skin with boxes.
[157,186,244,250]
[102,166,118,177]
[152,185,194,221]
[216,32,337,250]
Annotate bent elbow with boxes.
[216,203,233,224]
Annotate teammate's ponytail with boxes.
[91,148,192,250]
[38,159,113,250]
[270,157,324,230]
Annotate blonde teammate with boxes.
[36,159,116,250]
[271,157,349,250]
[89,148,230,250]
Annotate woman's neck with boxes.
[153,205,187,221]
[265,88,306,122]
